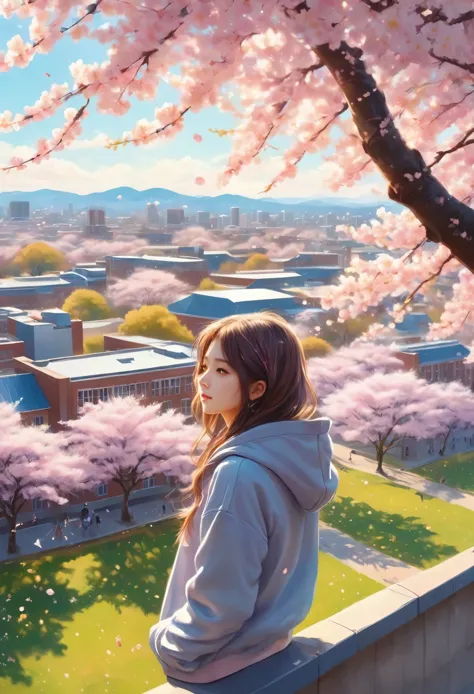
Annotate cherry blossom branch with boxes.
[429,49,474,75]
[313,40,474,273]
[2,98,89,171]
[60,1,102,34]
[401,252,454,308]
[428,127,474,168]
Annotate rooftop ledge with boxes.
[145,546,474,694]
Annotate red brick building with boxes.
[395,340,474,390]
[1,340,197,523]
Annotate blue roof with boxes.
[0,373,50,412]
[399,340,470,365]
[168,288,297,319]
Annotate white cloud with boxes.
[68,133,111,150]
[0,140,386,200]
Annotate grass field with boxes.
[414,452,474,493]
[0,519,382,694]
[322,465,474,569]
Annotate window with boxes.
[404,446,409,457]
[181,398,192,416]
[433,364,440,381]
[143,476,157,489]
[184,375,193,393]
[113,382,148,398]
[78,384,148,408]
[33,415,44,426]
[32,498,49,511]
[152,377,181,397]
[160,400,172,413]
[97,483,108,496]
[78,387,112,408]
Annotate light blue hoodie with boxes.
[149,417,338,684]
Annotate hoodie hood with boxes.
[207,417,334,512]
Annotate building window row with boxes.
[78,376,195,408]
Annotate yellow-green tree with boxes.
[62,289,111,321]
[119,304,194,342]
[217,260,240,273]
[12,242,67,276]
[241,253,275,271]
[300,336,332,359]
[198,278,226,291]
[83,335,105,354]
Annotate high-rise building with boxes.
[239,212,250,228]
[197,210,211,228]
[281,210,294,225]
[166,208,185,225]
[87,208,106,226]
[8,201,30,220]
[84,208,111,238]
[147,203,160,226]
[256,210,270,225]
[217,214,230,229]
[230,206,240,227]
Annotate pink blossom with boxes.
[321,371,449,471]
[62,397,200,521]
[195,176,205,185]
[193,133,203,142]
[106,269,192,309]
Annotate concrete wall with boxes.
[146,547,474,694]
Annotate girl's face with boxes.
[197,338,242,427]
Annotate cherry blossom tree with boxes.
[53,234,147,265]
[62,397,200,522]
[106,268,191,310]
[306,342,404,401]
[0,403,85,554]
[1,1,474,339]
[424,380,474,456]
[172,226,228,250]
[321,371,446,474]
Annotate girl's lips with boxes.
[201,394,212,400]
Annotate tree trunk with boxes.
[121,489,133,523]
[375,446,384,474]
[314,41,474,273]
[439,429,451,457]
[7,517,17,555]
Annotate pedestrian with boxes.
[348,450,352,462]
[95,513,101,528]
[54,521,63,540]
[63,511,69,526]
[32,513,38,526]
[162,504,166,515]
[149,312,339,683]
[80,503,88,521]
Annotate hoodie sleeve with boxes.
[149,469,268,675]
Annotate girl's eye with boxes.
[217,368,227,374]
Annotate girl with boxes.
[149,311,338,683]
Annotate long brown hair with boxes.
[175,311,318,544]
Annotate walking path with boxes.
[0,486,418,587]
[319,523,419,585]
[0,493,183,564]
[332,443,474,512]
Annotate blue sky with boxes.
[0,13,386,199]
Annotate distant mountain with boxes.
[0,187,400,217]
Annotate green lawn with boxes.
[322,465,474,569]
[0,519,381,694]
[414,452,474,493]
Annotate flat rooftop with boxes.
[212,272,302,280]
[35,347,196,381]
[193,288,294,302]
